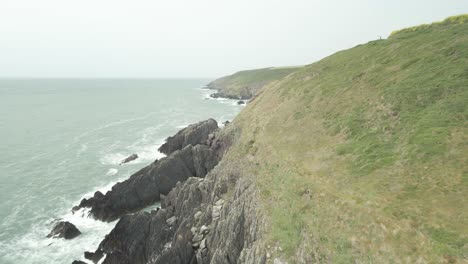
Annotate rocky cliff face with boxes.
[74,119,222,222]
[79,120,267,264]
[92,165,266,264]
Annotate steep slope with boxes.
[226,15,468,263]
[82,15,467,264]
[207,67,301,99]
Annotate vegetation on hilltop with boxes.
[207,67,301,99]
[224,15,468,263]
[390,14,468,37]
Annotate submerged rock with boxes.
[237,100,245,105]
[47,221,81,239]
[119,154,138,165]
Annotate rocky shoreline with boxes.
[72,119,220,222]
[204,83,253,101]
[65,118,266,263]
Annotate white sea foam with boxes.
[130,144,166,163]
[71,111,159,145]
[142,202,161,213]
[0,207,117,264]
[0,183,124,263]
[200,89,241,105]
[106,168,118,176]
[114,125,168,165]
[100,145,165,166]
[100,123,167,166]
[81,180,121,198]
[201,89,214,99]
[97,254,107,264]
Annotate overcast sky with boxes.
[0,0,467,78]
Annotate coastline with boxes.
[2,14,467,263]
[60,82,261,263]
[73,116,265,264]
[0,80,244,264]
[66,86,247,263]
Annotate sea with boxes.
[0,79,243,264]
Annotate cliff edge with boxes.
[77,15,467,264]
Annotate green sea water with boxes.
[0,79,243,264]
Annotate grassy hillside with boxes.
[225,15,468,263]
[207,67,301,99]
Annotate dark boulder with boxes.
[85,249,104,263]
[119,154,138,165]
[72,261,87,264]
[237,100,245,105]
[158,119,218,155]
[72,191,104,212]
[47,221,81,239]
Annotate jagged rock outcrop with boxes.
[158,119,218,155]
[87,159,266,264]
[74,119,223,222]
[119,153,138,165]
[85,123,266,264]
[47,221,81,239]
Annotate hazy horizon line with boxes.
[0,76,216,80]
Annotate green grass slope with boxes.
[207,67,301,99]
[226,15,468,263]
